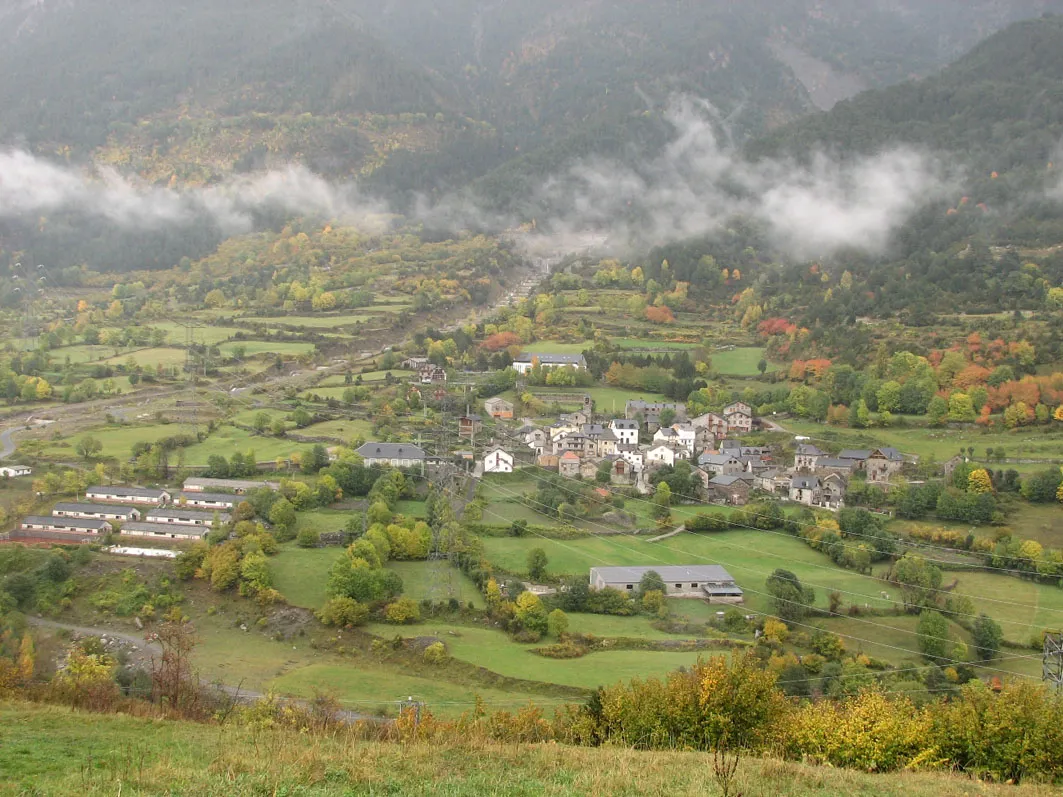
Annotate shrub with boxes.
[423,642,448,665]
[384,597,421,624]
[535,641,587,659]
[317,597,369,627]
[296,527,320,548]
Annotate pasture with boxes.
[364,621,714,690]
[711,347,773,376]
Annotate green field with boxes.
[316,370,413,387]
[393,499,428,518]
[364,621,712,690]
[102,347,188,367]
[521,342,591,354]
[295,418,373,441]
[712,347,774,376]
[480,530,897,617]
[783,419,1063,463]
[151,322,242,345]
[44,424,188,460]
[263,314,378,329]
[182,425,315,465]
[271,544,339,609]
[612,338,701,351]
[387,561,486,607]
[269,664,548,715]
[48,344,114,364]
[219,340,317,357]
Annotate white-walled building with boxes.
[609,419,639,446]
[483,448,514,474]
[85,486,171,505]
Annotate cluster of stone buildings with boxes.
[467,394,912,512]
[14,477,280,543]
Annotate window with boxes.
[675,584,682,589]
[691,583,698,588]
[626,584,633,590]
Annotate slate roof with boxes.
[591,565,738,585]
[355,443,426,460]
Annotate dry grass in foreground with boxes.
[0,700,1058,796]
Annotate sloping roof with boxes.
[560,451,581,461]
[177,492,240,505]
[817,457,854,470]
[698,453,739,466]
[86,485,168,498]
[610,419,639,430]
[355,442,426,460]
[514,352,587,365]
[121,522,210,537]
[627,400,682,411]
[591,565,738,584]
[145,508,231,522]
[53,502,139,517]
[839,449,872,461]
[871,447,904,461]
[183,477,279,492]
[22,515,110,531]
[796,444,826,457]
[791,476,821,489]
[710,474,750,487]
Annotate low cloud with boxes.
[523,98,956,258]
[0,150,390,233]
[0,99,955,260]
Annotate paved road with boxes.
[26,616,382,724]
[0,426,20,460]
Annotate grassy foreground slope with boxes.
[0,702,1056,797]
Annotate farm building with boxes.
[121,522,210,541]
[625,400,686,426]
[483,397,514,419]
[589,565,743,601]
[0,465,32,478]
[85,486,170,505]
[182,477,279,494]
[511,352,587,375]
[52,503,140,522]
[20,516,111,536]
[144,508,231,527]
[355,442,426,468]
[174,492,238,510]
[458,414,483,438]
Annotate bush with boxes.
[317,597,369,627]
[423,641,448,664]
[384,597,421,624]
[535,641,587,659]
[296,527,320,548]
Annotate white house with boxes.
[482,448,514,474]
[511,353,587,375]
[646,444,682,468]
[609,419,639,446]
[671,424,697,453]
[0,465,32,478]
[616,445,644,472]
[85,486,171,505]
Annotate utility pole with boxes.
[1044,632,1063,689]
